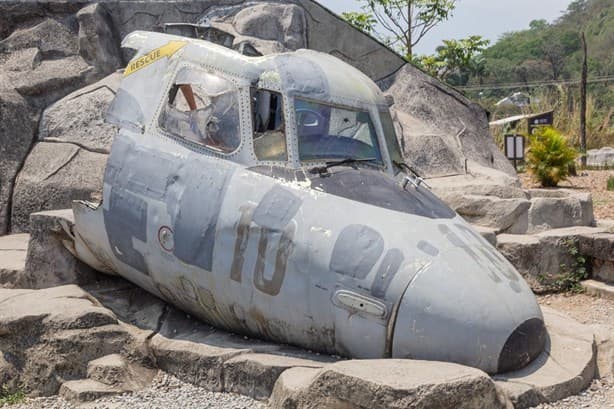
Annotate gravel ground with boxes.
[7,373,266,409]
[519,169,614,220]
[532,293,614,409]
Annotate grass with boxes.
[0,386,25,406]
[608,175,614,191]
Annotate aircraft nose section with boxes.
[498,317,547,373]
[391,249,546,374]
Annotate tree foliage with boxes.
[415,35,490,85]
[341,0,457,58]
[341,11,376,34]
[526,127,578,187]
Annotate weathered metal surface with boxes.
[71,31,545,374]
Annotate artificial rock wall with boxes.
[0,0,514,235]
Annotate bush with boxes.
[608,175,614,191]
[526,127,578,187]
[0,385,25,405]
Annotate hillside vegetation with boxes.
[465,0,613,148]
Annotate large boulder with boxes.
[506,189,594,234]
[39,72,121,153]
[444,194,531,232]
[270,360,510,409]
[21,210,99,289]
[76,3,122,75]
[0,18,78,57]
[0,87,37,235]
[206,3,307,54]
[10,142,107,233]
[379,64,516,179]
[586,147,614,168]
[0,285,136,396]
[497,226,611,292]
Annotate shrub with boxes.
[608,175,614,191]
[0,385,25,405]
[526,127,578,187]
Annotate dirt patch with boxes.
[538,292,614,325]
[519,170,614,220]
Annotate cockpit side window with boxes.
[380,111,404,170]
[251,89,287,161]
[159,68,240,153]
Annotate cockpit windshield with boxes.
[295,98,383,164]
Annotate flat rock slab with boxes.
[60,379,124,403]
[224,353,325,400]
[494,307,596,408]
[0,233,29,287]
[582,279,614,301]
[497,226,614,292]
[0,285,137,396]
[270,360,510,409]
[21,209,99,290]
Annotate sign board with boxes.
[505,134,525,170]
[528,111,553,134]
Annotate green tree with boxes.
[416,35,490,85]
[345,0,457,58]
[341,11,377,34]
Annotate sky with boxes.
[317,0,573,55]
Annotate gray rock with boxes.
[207,3,306,54]
[270,359,510,409]
[495,307,596,408]
[11,55,96,107]
[582,279,614,301]
[76,3,122,75]
[223,353,324,400]
[39,72,121,153]
[150,334,248,392]
[593,259,614,282]
[0,87,37,235]
[586,147,614,168]
[591,324,614,380]
[471,225,498,246]
[506,189,595,234]
[380,64,516,179]
[0,47,41,72]
[0,233,29,288]
[0,18,78,57]
[497,226,610,292]
[590,233,614,262]
[86,353,157,392]
[443,194,531,232]
[429,163,526,199]
[21,209,99,289]
[10,141,107,233]
[60,379,125,403]
[0,285,135,396]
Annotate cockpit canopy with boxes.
[107,31,404,174]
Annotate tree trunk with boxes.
[580,31,587,167]
[406,1,412,58]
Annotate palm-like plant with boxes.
[526,127,577,187]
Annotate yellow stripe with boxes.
[124,40,188,76]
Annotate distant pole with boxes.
[580,31,588,167]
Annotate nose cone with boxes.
[392,246,546,374]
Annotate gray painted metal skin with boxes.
[69,31,545,375]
